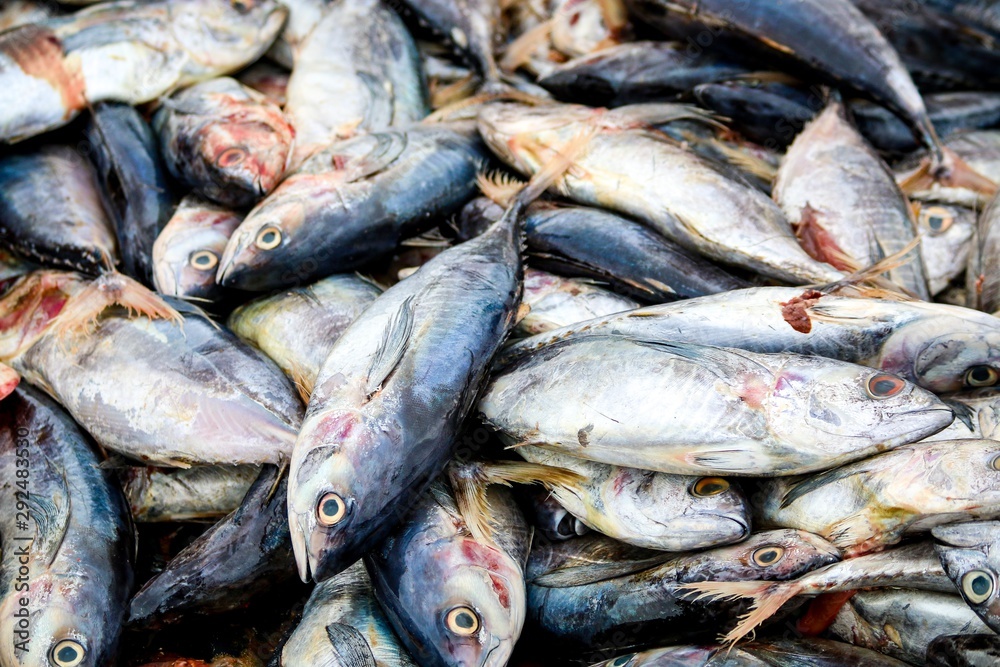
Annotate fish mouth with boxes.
[290,511,314,583]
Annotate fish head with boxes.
[153,205,240,299]
[911,328,1000,394]
[765,356,954,451]
[170,0,289,74]
[400,537,525,667]
[934,521,1000,632]
[915,203,975,295]
[674,529,840,583]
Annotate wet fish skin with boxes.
[590,638,911,666]
[85,101,173,285]
[774,98,930,298]
[154,77,293,209]
[366,482,529,667]
[227,273,383,394]
[927,633,1000,667]
[693,80,822,151]
[281,561,416,666]
[120,464,260,523]
[287,178,522,583]
[128,465,297,624]
[0,385,133,667]
[500,286,1000,394]
[482,335,952,476]
[477,102,844,285]
[757,440,1000,555]
[398,0,501,82]
[934,521,1000,633]
[218,125,488,291]
[517,268,640,336]
[527,530,839,652]
[152,195,242,302]
[0,145,118,273]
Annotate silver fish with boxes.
[935,521,1000,634]
[517,268,639,336]
[119,464,260,522]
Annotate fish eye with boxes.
[991,454,1000,471]
[188,250,219,271]
[921,206,954,235]
[216,147,247,168]
[255,226,282,250]
[962,570,995,604]
[316,492,347,526]
[609,656,635,667]
[556,513,576,537]
[866,373,905,398]
[230,0,253,14]
[445,606,481,636]
[966,366,1000,388]
[691,477,730,497]
[751,546,785,567]
[50,639,85,667]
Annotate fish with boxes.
[0,0,288,142]
[85,101,173,285]
[365,481,529,667]
[120,464,260,523]
[284,0,428,166]
[0,385,133,667]
[500,285,1000,393]
[154,77,294,208]
[152,195,243,302]
[589,638,912,666]
[517,268,640,335]
[481,334,952,476]
[459,198,750,303]
[927,633,1000,667]
[755,440,1000,556]
[0,271,303,466]
[525,489,590,542]
[526,530,840,654]
[774,98,930,298]
[227,273,383,396]
[217,124,488,291]
[0,145,118,273]
[934,521,1000,633]
[280,561,416,666]
[129,465,297,624]
[477,101,845,285]
[828,589,995,664]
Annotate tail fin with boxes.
[900,146,998,198]
[680,579,803,646]
[48,271,182,338]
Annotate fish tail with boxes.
[680,580,803,646]
[477,170,526,207]
[899,145,998,198]
[48,271,182,338]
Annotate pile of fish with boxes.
[9,0,1000,665]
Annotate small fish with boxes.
[0,386,133,667]
[152,195,243,302]
[935,521,1000,633]
[481,334,952,476]
[154,77,294,208]
[0,145,118,273]
[119,464,260,523]
[517,268,640,335]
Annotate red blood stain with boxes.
[797,591,856,636]
[779,289,823,334]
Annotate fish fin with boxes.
[900,146,998,197]
[607,103,727,131]
[342,132,408,183]
[792,205,860,273]
[500,19,553,72]
[531,555,671,587]
[477,170,526,207]
[364,297,414,399]
[815,237,922,299]
[287,361,314,404]
[708,140,777,183]
[47,272,182,339]
[778,460,882,509]
[324,623,378,667]
[424,88,549,124]
[266,462,288,505]
[943,399,977,432]
[626,337,766,377]
[680,580,801,646]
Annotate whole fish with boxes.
[917,202,975,296]
[459,198,749,303]
[589,638,911,667]
[0,271,303,466]
[120,464,260,522]
[0,145,118,273]
[0,385,133,667]
[935,521,1000,633]
[517,268,640,335]
[505,445,749,551]
[85,102,173,285]
[281,561,416,666]
[774,99,929,298]
[756,440,1000,556]
[227,273,383,395]
[927,633,1000,667]
[152,195,242,302]
[0,0,288,142]
[129,465,296,624]
[500,286,1000,393]
[828,589,995,664]
[477,101,845,285]
[286,160,541,582]
[526,489,590,542]
[284,0,428,166]
[217,125,488,291]
[481,335,951,476]
[154,77,294,208]
[365,481,529,667]
[526,530,839,653]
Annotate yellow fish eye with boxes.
[316,492,347,526]
[691,477,730,497]
[752,546,785,567]
[255,226,282,250]
[445,606,481,636]
[962,570,995,604]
